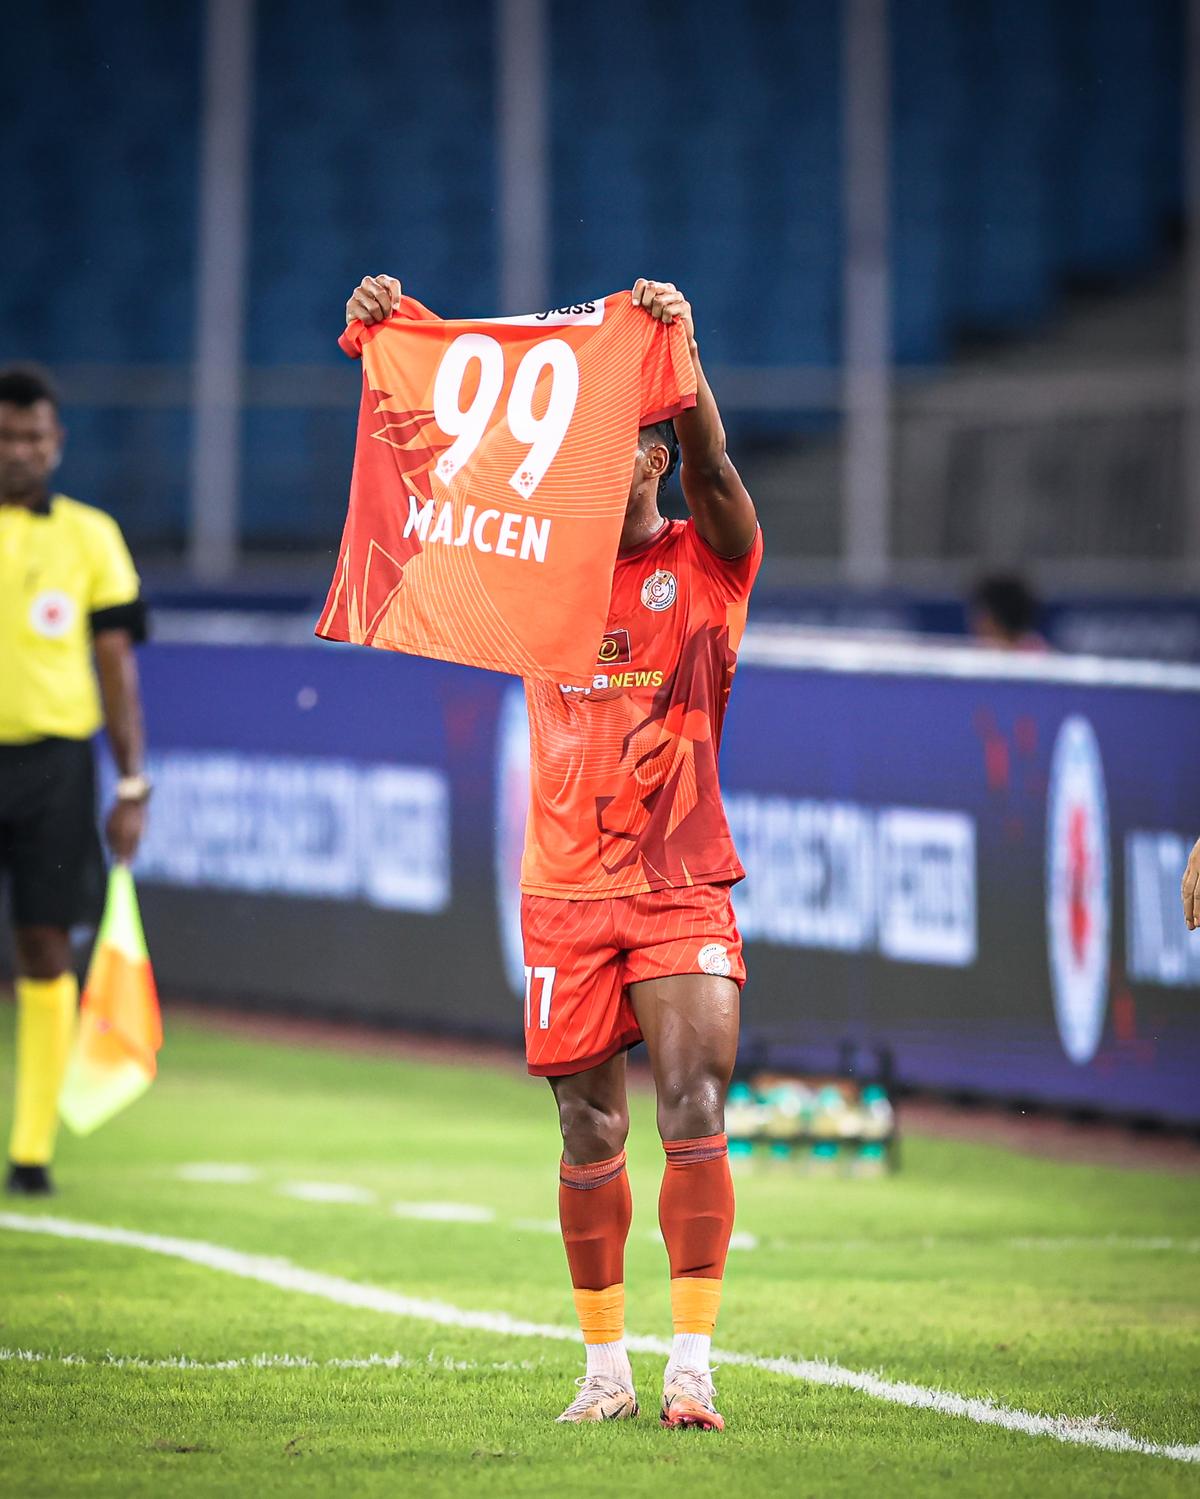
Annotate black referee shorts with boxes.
[0,737,105,930]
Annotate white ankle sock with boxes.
[666,1332,711,1376]
[585,1339,633,1385]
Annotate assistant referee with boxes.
[0,367,150,1196]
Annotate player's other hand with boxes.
[1183,836,1200,930]
[632,279,695,345]
[105,799,146,865]
[346,275,402,326]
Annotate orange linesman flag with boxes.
[59,865,162,1135]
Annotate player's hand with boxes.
[105,799,146,865]
[632,279,695,345]
[346,275,402,326]
[1183,836,1200,930]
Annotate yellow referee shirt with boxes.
[0,493,141,744]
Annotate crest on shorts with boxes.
[697,942,732,977]
[29,590,76,639]
[641,569,677,612]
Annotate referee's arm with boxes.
[92,618,146,863]
[85,498,150,864]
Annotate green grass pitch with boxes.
[0,1013,1197,1498]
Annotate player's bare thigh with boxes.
[549,1049,630,1165]
[628,974,739,1141]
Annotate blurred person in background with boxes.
[970,572,1048,652]
[0,367,149,1196]
[345,275,760,1430]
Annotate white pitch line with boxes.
[175,1174,1193,1260]
[510,1218,561,1235]
[0,1347,538,1373]
[392,1202,496,1224]
[753,1236,1200,1255]
[175,1164,261,1185]
[0,1212,1195,1466]
[278,1183,378,1206]
[645,1228,759,1252]
[1007,1236,1200,1253]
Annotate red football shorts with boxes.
[520,883,746,1077]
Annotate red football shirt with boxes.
[521,517,763,899]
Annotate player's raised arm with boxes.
[632,278,758,558]
[345,275,402,326]
[1183,836,1200,930]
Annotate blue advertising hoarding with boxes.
[114,638,1200,1125]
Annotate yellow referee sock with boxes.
[9,974,77,1167]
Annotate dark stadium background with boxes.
[2,0,1198,1124]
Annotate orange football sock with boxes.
[559,1150,632,1346]
[659,1133,734,1341]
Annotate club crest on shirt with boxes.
[29,590,76,639]
[697,943,732,977]
[641,569,677,612]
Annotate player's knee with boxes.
[556,1093,629,1163]
[656,1068,728,1141]
[14,926,71,981]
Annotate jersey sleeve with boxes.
[639,313,698,425]
[684,519,763,604]
[87,512,141,613]
[339,294,443,358]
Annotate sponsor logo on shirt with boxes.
[29,590,76,638]
[559,669,665,695]
[697,942,732,977]
[597,629,632,665]
[535,302,598,320]
[1045,715,1111,1064]
[482,301,605,328]
[641,569,677,612]
[557,628,664,694]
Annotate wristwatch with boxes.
[115,774,153,804]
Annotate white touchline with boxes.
[742,1235,1200,1255]
[278,1183,379,1206]
[392,1202,496,1223]
[0,1347,539,1373]
[0,1213,1195,1466]
[510,1218,562,1235]
[175,1164,262,1184]
[172,1171,1196,1259]
[1006,1236,1200,1253]
[646,1229,759,1251]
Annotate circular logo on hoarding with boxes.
[1045,715,1110,1065]
[29,590,75,638]
[697,942,732,977]
[641,570,677,612]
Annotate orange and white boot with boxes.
[660,1367,724,1431]
[556,1373,640,1423]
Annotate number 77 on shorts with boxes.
[316,291,697,687]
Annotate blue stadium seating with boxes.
[0,0,1184,547]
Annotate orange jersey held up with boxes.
[316,294,697,686]
[522,518,764,900]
